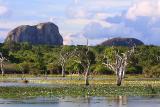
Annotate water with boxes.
[0,96,160,107]
[0,82,50,87]
[0,82,65,87]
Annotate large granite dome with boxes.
[5,22,63,45]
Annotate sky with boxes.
[0,0,160,45]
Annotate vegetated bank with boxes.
[0,84,160,99]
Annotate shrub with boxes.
[47,63,61,74]
[4,63,21,74]
[18,62,31,74]
[92,64,114,75]
[144,64,160,78]
[126,66,143,74]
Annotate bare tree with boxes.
[0,53,7,76]
[103,47,135,86]
[83,40,91,86]
[59,46,77,77]
[74,40,94,86]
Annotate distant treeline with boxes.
[0,42,160,77]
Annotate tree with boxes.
[92,64,114,75]
[59,46,77,77]
[103,47,135,86]
[74,41,95,85]
[0,52,7,76]
[33,46,46,75]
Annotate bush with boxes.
[19,62,41,75]
[126,66,143,74]
[92,64,114,75]
[144,64,160,78]
[47,63,61,74]
[4,63,21,74]
[18,62,31,74]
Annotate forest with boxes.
[0,42,159,78]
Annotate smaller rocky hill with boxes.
[100,37,144,47]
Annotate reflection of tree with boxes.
[108,96,128,107]
[68,96,91,107]
[0,52,7,76]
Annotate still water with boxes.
[0,96,160,107]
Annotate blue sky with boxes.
[0,0,160,45]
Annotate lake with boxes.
[0,96,160,107]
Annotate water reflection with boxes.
[107,96,127,107]
[0,96,160,107]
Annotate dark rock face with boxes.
[5,22,63,45]
[100,37,144,47]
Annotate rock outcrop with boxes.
[5,22,63,45]
[100,37,144,47]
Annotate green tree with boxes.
[74,45,96,86]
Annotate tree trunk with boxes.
[1,63,4,76]
[116,68,124,86]
[62,65,65,77]
[78,71,81,80]
[85,70,89,86]
[116,76,122,86]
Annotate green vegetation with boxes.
[0,74,160,98]
[0,43,159,76]
[0,84,160,98]
[0,42,159,86]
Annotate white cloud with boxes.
[63,32,88,45]
[68,0,160,45]
[67,0,132,19]
[126,0,160,20]
[63,33,73,45]
[74,0,79,5]
[65,18,90,26]
[94,13,114,20]
[0,20,39,29]
[0,5,8,15]
[0,30,8,42]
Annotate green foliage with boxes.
[126,66,143,74]
[75,46,96,66]
[91,64,114,74]
[4,63,21,73]
[18,62,31,74]
[66,61,84,74]
[144,64,160,78]
[0,43,159,77]
[0,85,160,98]
[47,63,61,74]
